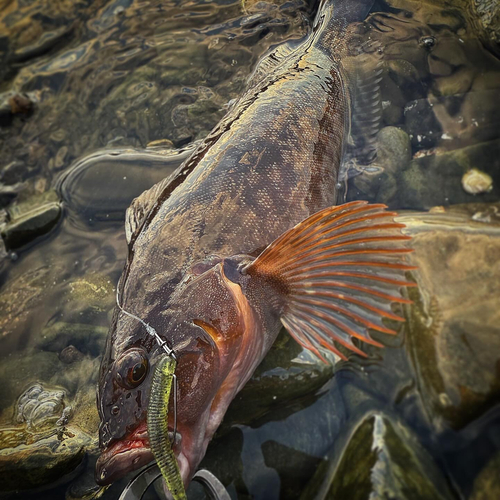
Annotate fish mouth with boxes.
[95,422,154,486]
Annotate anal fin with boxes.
[244,201,416,363]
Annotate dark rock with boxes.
[222,328,334,429]
[404,91,500,153]
[301,413,457,500]
[0,92,33,127]
[59,345,85,364]
[57,147,193,229]
[8,93,33,115]
[1,201,61,249]
[398,139,500,209]
[470,452,500,500]
[37,322,108,358]
[262,441,324,500]
[404,98,443,150]
[0,161,25,185]
[0,425,90,492]
[0,184,20,208]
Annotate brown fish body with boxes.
[96,0,414,490]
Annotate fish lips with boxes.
[95,424,154,486]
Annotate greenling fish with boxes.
[95,0,416,494]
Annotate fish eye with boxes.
[115,349,149,389]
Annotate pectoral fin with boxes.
[243,201,416,362]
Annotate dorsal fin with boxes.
[125,175,176,244]
[246,37,305,89]
[244,201,416,363]
[124,144,201,245]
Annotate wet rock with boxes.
[433,67,474,97]
[59,345,85,364]
[262,441,323,500]
[380,59,425,125]
[1,190,61,249]
[222,328,334,429]
[0,183,19,208]
[2,201,61,249]
[398,139,500,209]
[404,98,443,150]
[0,352,61,411]
[404,91,500,153]
[377,126,412,173]
[0,92,33,126]
[11,25,74,63]
[65,274,115,316]
[301,413,457,500]
[0,161,26,185]
[8,93,34,115]
[0,425,90,492]
[57,147,193,229]
[351,126,411,205]
[462,168,493,194]
[397,204,500,430]
[475,0,500,45]
[469,452,500,500]
[15,383,69,430]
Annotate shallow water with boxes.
[0,0,499,499]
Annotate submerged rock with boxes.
[15,383,69,431]
[398,139,500,209]
[222,328,334,429]
[1,190,61,249]
[262,441,324,500]
[37,322,108,358]
[352,126,411,205]
[0,425,90,492]
[57,146,194,229]
[301,413,457,500]
[469,452,500,500]
[398,204,500,430]
[461,168,493,194]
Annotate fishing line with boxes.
[115,288,178,442]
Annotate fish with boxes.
[95,0,415,493]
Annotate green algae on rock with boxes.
[469,452,500,500]
[0,425,91,492]
[301,413,457,500]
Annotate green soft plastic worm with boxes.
[147,355,187,500]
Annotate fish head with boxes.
[95,309,157,485]
[96,255,267,487]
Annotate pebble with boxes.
[461,168,493,194]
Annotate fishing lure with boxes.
[116,292,186,499]
[147,354,186,500]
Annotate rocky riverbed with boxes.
[0,0,499,499]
